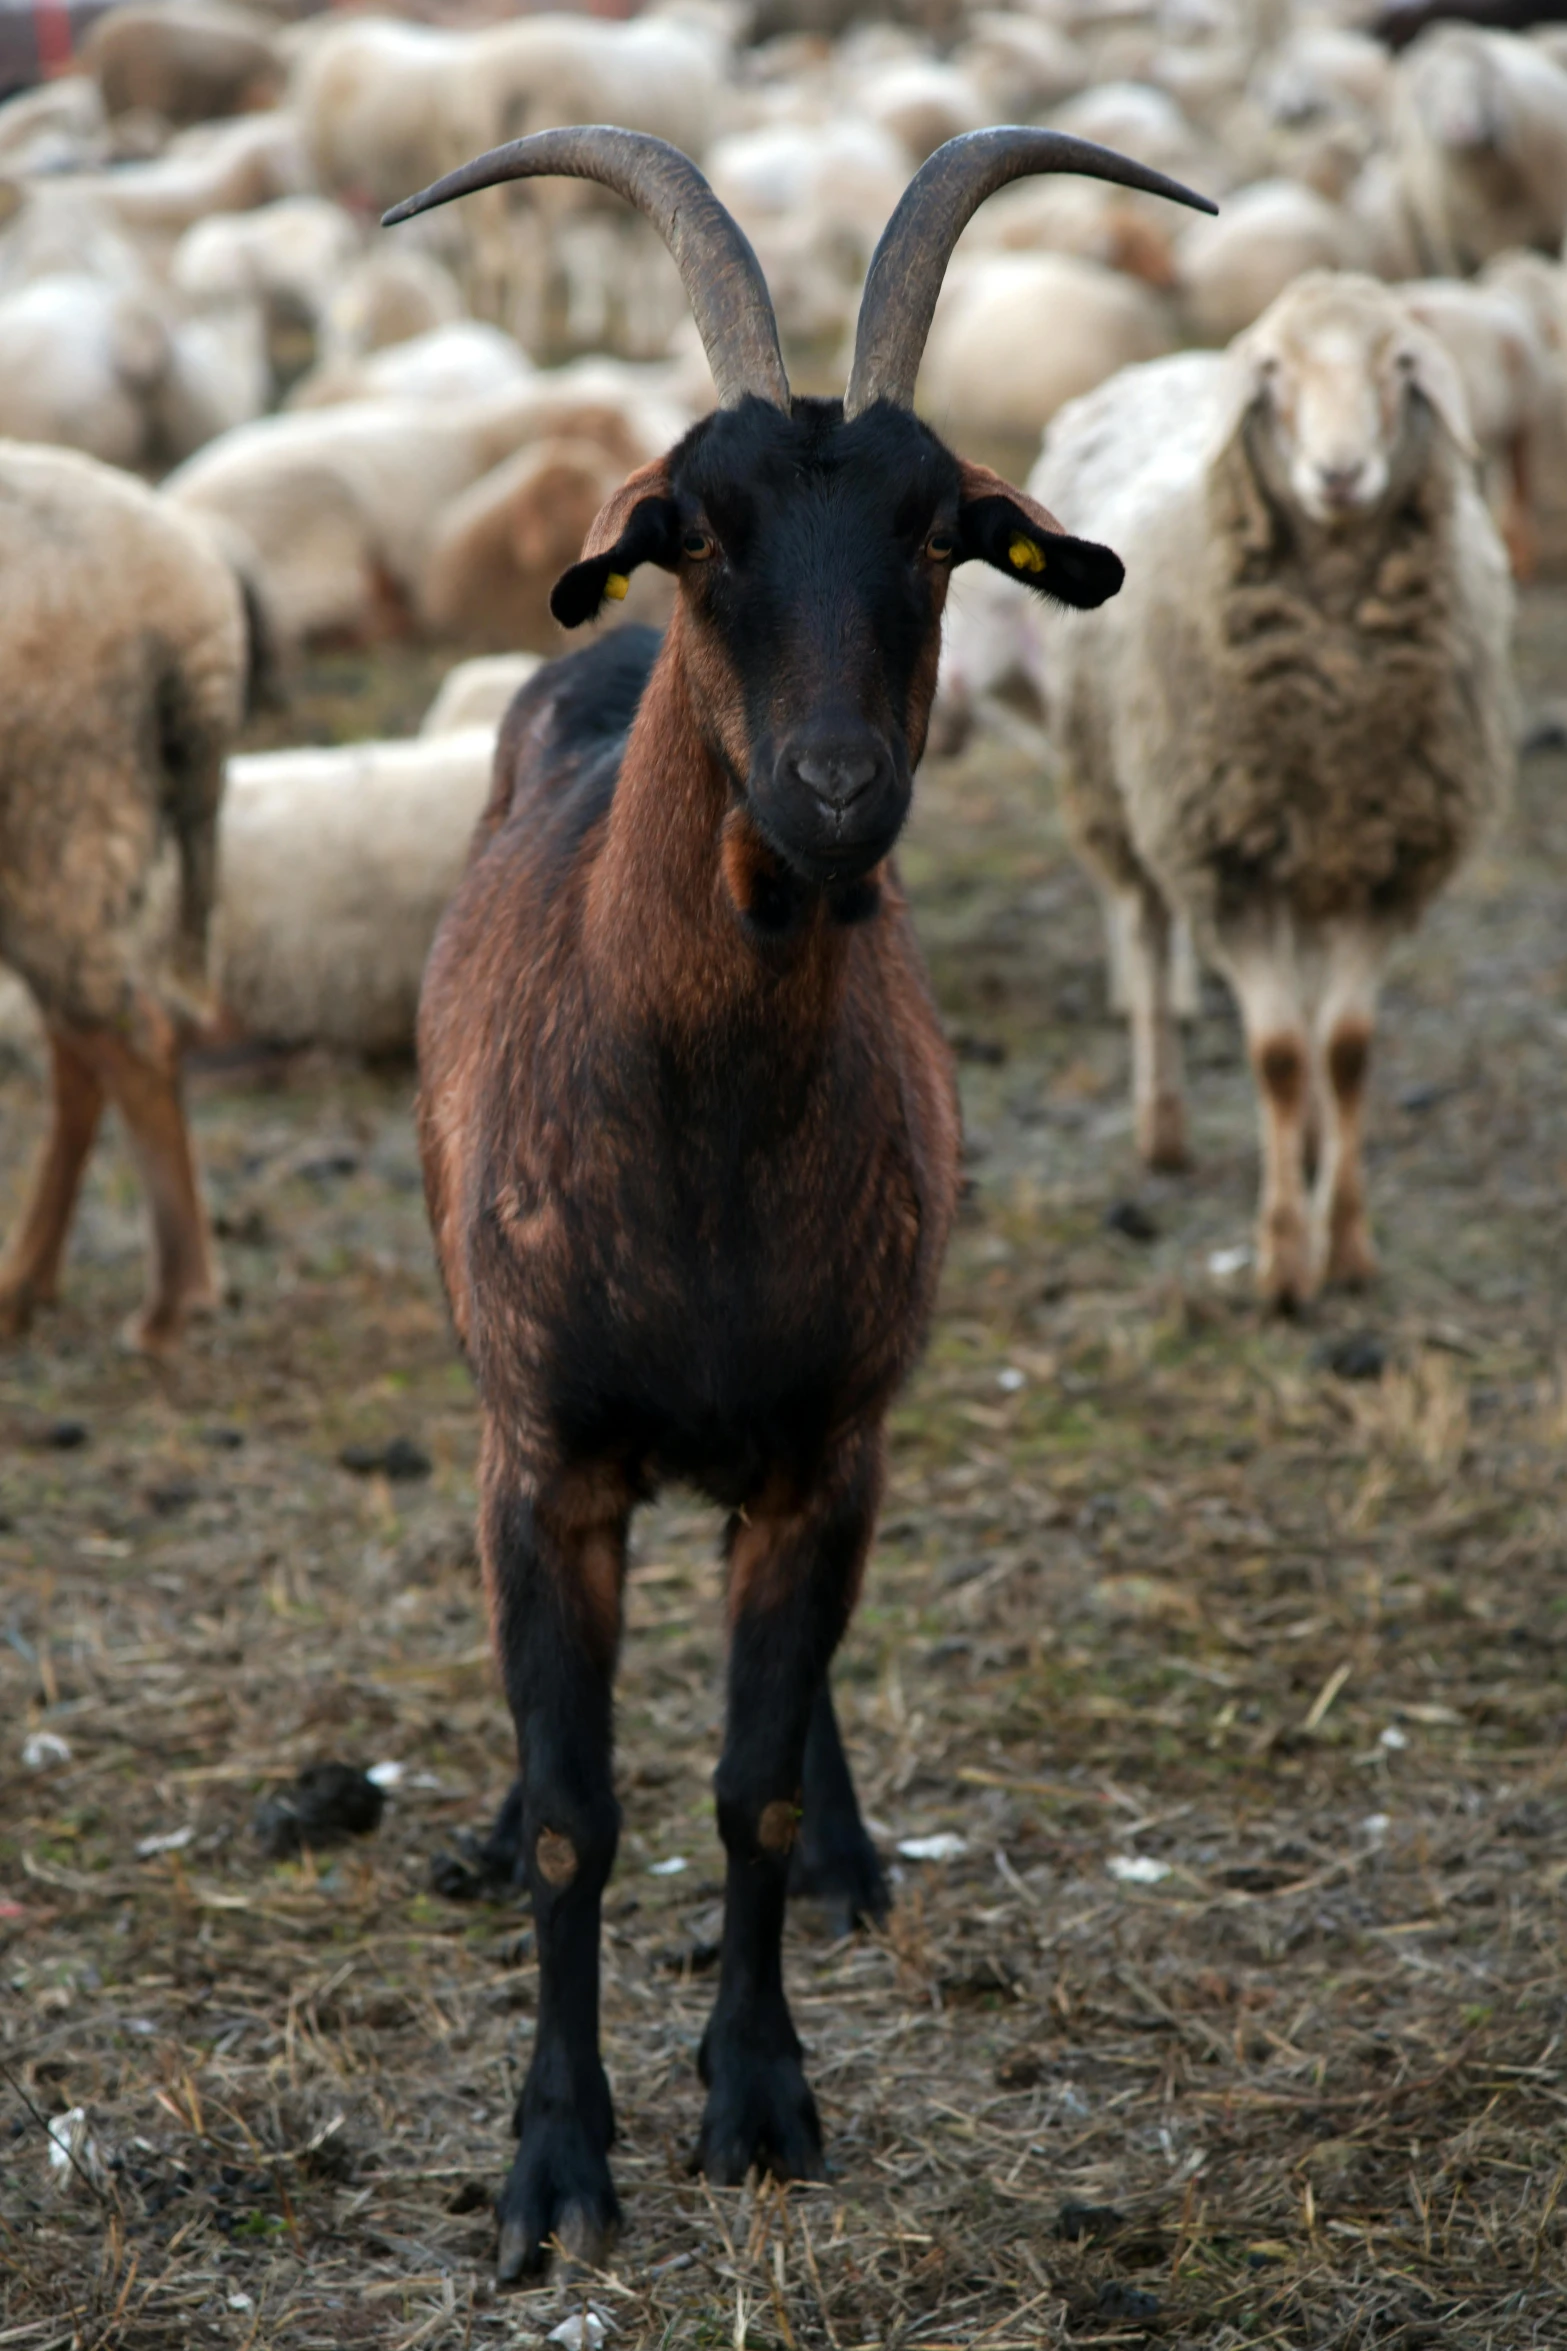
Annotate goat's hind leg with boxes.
[485,1444,629,2282]
[698,1430,882,2184]
[787,1674,889,1933]
[0,1024,105,1338]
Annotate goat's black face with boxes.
[552,396,1124,890]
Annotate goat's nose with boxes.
[791,740,881,811]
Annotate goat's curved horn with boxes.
[384,126,790,412]
[844,128,1217,420]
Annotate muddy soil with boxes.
[3,596,1567,2348]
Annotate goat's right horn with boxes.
[844,128,1217,420]
[384,126,790,414]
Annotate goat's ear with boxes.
[550,456,682,628]
[955,459,1124,610]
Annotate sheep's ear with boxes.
[1395,324,1477,460]
[550,456,681,628]
[954,459,1124,610]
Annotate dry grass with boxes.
[5,598,1567,2347]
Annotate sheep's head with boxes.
[550,396,1118,888]
[385,126,1214,896]
[1231,270,1474,529]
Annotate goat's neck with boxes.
[583,614,852,1054]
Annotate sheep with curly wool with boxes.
[1031,271,1514,1307]
[0,442,248,1354]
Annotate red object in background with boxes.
[0,0,114,98]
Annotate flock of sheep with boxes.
[0,0,1556,1348]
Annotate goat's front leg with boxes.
[698,1431,882,2184]
[485,1438,629,2282]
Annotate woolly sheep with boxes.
[1175,177,1366,344]
[0,442,248,1354]
[419,435,671,653]
[317,248,465,365]
[1030,272,1514,1306]
[83,1,284,127]
[919,250,1175,445]
[164,366,691,649]
[0,272,262,467]
[1398,274,1553,574]
[420,653,541,738]
[0,719,511,1069]
[210,728,498,1055]
[1391,25,1567,271]
[171,195,361,338]
[287,321,532,413]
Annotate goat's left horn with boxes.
[383,126,790,413]
[843,127,1217,422]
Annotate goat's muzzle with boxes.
[751,719,909,886]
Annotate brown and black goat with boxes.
[385,126,1213,2281]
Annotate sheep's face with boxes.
[552,396,1123,895]
[1241,277,1473,530]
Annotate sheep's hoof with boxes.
[1136,1095,1189,1173]
[1324,1222,1378,1290]
[1257,1220,1316,1315]
[0,1281,37,1340]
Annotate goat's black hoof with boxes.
[788,1826,890,1935]
[495,2125,620,2284]
[693,2039,826,2187]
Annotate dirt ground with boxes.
[4,592,1567,2351]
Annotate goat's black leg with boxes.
[697,1432,882,2184]
[484,1442,629,2283]
[788,1676,889,1932]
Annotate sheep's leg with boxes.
[1222,933,1313,1310]
[1100,887,1131,1016]
[1501,429,1536,584]
[1311,931,1381,1290]
[487,1445,628,2283]
[1119,881,1188,1170]
[697,1431,882,2185]
[89,1020,217,1356]
[1171,915,1201,1023]
[0,1026,106,1336]
[787,1675,889,1932]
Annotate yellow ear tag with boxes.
[1009,536,1046,574]
[603,572,630,601]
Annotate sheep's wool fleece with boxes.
[1032,350,1515,943]
[0,443,244,1031]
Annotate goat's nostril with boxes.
[795,748,880,803]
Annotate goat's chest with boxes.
[477,1012,950,1462]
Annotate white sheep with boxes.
[1175,177,1366,345]
[0,441,248,1354]
[420,653,541,738]
[1030,271,1514,1306]
[919,249,1176,447]
[164,363,691,650]
[1391,25,1567,272]
[287,321,533,413]
[1397,273,1553,575]
[211,728,499,1056]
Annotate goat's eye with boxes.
[683,529,715,560]
[925,530,955,562]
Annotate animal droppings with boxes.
[1104,1197,1159,1242]
[337,1436,432,1479]
[252,1763,387,1859]
[1312,1331,1387,1382]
